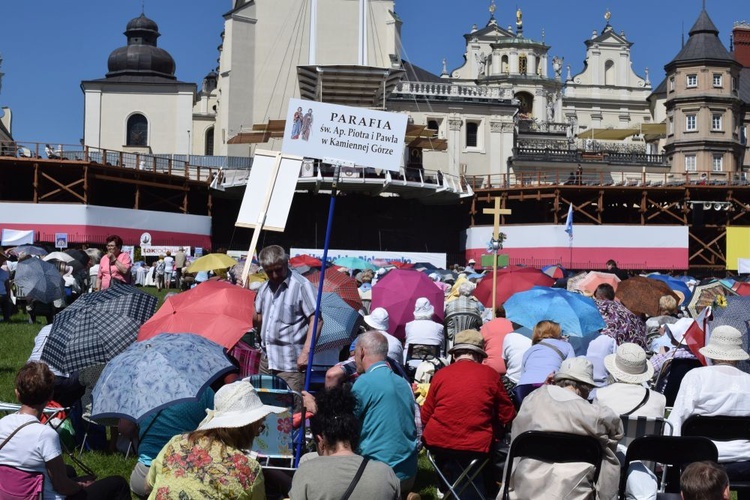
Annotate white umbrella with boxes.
[43,252,75,264]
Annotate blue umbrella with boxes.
[504,286,605,337]
[315,292,362,353]
[90,333,234,422]
[13,257,65,304]
[647,273,693,305]
[333,257,378,271]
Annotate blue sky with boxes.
[0,1,741,147]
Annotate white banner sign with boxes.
[281,98,408,172]
[291,248,446,269]
[739,258,750,274]
[1,229,34,246]
[141,246,192,257]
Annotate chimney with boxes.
[733,21,750,67]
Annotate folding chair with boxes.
[0,464,44,499]
[682,415,750,497]
[444,311,482,351]
[426,446,490,500]
[404,343,443,380]
[618,435,718,499]
[501,431,603,500]
[619,415,674,450]
[243,374,304,471]
[659,358,702,406]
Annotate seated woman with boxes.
[146,381,285,499]
[290,385,400,500]
[0,361,130,500]
[514,320,575,404]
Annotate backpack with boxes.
[156,261,166,274]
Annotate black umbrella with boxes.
[41,283,158,373]
[13,258,65,304]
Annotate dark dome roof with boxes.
[105,13,176,80]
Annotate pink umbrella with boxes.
[371,269,445,340]
[577,271,621,294]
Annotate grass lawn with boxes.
[0,285,443,499]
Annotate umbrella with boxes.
[290,254,322,268]
[13,257,65,304]
[473,267,554,308]
[333,257,378,271]
[412,262,438,271]
[388,261,413,269]
[566,271,588,292]
[371,269,445,339]
[90,333,234,422]
[733,282,750,296]
[138,280,256,350]
[315,292,362,353]
[43,251,76,264]
[504,286,606,337]
[9,245,48,257]
[687,280,737,318]
[615,276,679,317]
[41,284,157,373]
[542,264,566,280]
[577,271,621,294]
[711,296,750,373]
[65,249,91,266]
[594,298,648,348]
[186,253,238,273]
[305,270,362,312]
[646,273,694,305]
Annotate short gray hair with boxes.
[555,378,593,399]
[259,245,288,269]
[458,282,476,296]
[359,330,389,360]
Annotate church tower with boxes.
[663,9,743,175]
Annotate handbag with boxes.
[340,457,369,500]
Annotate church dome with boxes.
[106,13,176,79]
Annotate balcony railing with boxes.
[391,81,512,102]
[513,147,666,166]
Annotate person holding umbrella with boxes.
[95,235,132,291]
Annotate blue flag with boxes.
[564,203,573,241]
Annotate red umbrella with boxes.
[371,269,445,340]
[305,270,363,312]
[474,267,555,308]
[289,254,322,268]
[388,261,414,269]
[137,280,256,350]
[733,282,750,296]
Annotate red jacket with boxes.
[421,359,515,453]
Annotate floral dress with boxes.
[147,434,265,499]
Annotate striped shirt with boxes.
[255,268,317,371]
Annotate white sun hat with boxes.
[363,307,389,332]
[699,325,749,362]
[604,342,654,384]
[198,381,286,431]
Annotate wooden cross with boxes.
[482,197,512,318]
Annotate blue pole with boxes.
[296,171,338,466]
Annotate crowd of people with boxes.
[0,241,748,499]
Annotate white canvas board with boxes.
[1,229,34,246]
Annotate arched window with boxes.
[604,60,615,86]
[515,91,534,116]
[205,127,215,156]
[127,114,148,146]
[501,55,509,74]
[519,55,528,75]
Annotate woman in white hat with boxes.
[146,381,286,499]
[403,297,444,366]
[667,325,750,486]
[594,343,666,418]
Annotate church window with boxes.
[604,60,615,86]
[713,74,723,87]
[126,114,148,146]
[712,154,723,172]
[685,114,697,132]
[466,121,479,148]
[205,127,215,155]
[519,56,528,75]
[668,117,674,135]
[427,119,440,137]
[501,55,509,74]
[684,155,697,171]
[686,74,697,88]
[711,114,722,131]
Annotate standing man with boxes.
[173,247,186,290]
[253,245,319,394]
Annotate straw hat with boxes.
[198,381,286,431]
[448,329,487,358]
[468,259,476,265]
[554,357,596,386]
[699,325,749,361]
[363,307,389,332]
[604,343,654,384]
[413,297,435,320]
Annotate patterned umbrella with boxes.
[504,286,605,337]
[565,271,588,293]
[542,264,566,280]
[688,280,737,319]
[577,271,621,294]
[711,296,750,373]
[371,269,445,340]
[594,299,647,348]
[13,257,65,304]
[41,284,157,373]
[315,292,362,353]
[615,276,679,317]
[305,270,362,312]
[9,245,48,257]
[474,266,555,308]
[138,280,256,350]
[90,333,234,422]
[646,273,694,305]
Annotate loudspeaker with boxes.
[692,204,704,227]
